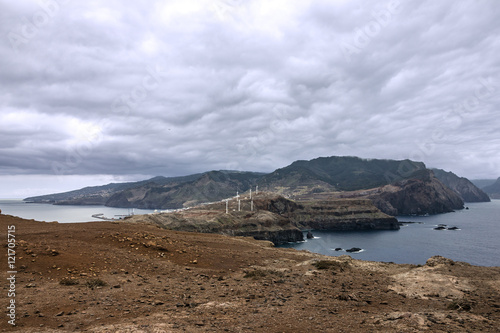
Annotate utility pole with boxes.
[256,185,258,194]
[238,199,241,212]
[251,200,254,211]
[250,189,252,200]
[225,200,228,214]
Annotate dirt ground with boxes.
[1,213,499,332]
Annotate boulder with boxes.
[346,247,362,253]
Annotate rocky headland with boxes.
[314,169,465,216]
[1,213,499,332]
[125,193,399,245]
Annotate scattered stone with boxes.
[55,311,64,316]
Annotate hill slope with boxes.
[106,171,264,209]
[258,156,426,194]
[483,177,500,199]
[23,174,203,205]
[432,168,490,202]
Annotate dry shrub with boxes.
[85,278,107,289]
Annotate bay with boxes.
[0,199,157,223]
[280,200,500,267]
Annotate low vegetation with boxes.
[313,260,350,271]
[85,278,107,289]
[59,278,79,286]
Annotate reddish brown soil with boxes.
[1,214,499,332]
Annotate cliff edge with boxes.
[126,193,399,245]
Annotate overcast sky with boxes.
[1,0,499,198]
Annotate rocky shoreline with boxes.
[126,193,399,245]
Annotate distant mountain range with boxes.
[471,179,497,189]
[482,177,500,199]
[24,156,492,214]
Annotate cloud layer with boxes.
[1,0,499,196]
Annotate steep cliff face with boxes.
[126,194,399,245]
[289,199,400,231]
[369,170,464,215]
[432,169,490,202]
[251,194,400,231]
[126,202,304,246]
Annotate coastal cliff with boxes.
[126,194,398,244]
[432,168,491,202]
[126,198,304,245]
[291,199,399,231]
[368,170,464,215]
[251,195,399,231]
[323,170,465,216]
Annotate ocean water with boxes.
[280,200,500,267]
[0,199,156,223]
[1,199,499,266]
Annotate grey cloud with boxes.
[0,0,499,197]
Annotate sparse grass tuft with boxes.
[243,269,284,279]
[313,260,349,271]
[85,278,107,289]
[244,269,267,279]
[59,278,79,286]
[448,299,473,311]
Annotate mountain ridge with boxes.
[24,156,488,215]
[432,168,491,202]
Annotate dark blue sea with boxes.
[1,199,499,266]
[280,200,500,267]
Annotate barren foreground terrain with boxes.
[1,213,499,332]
